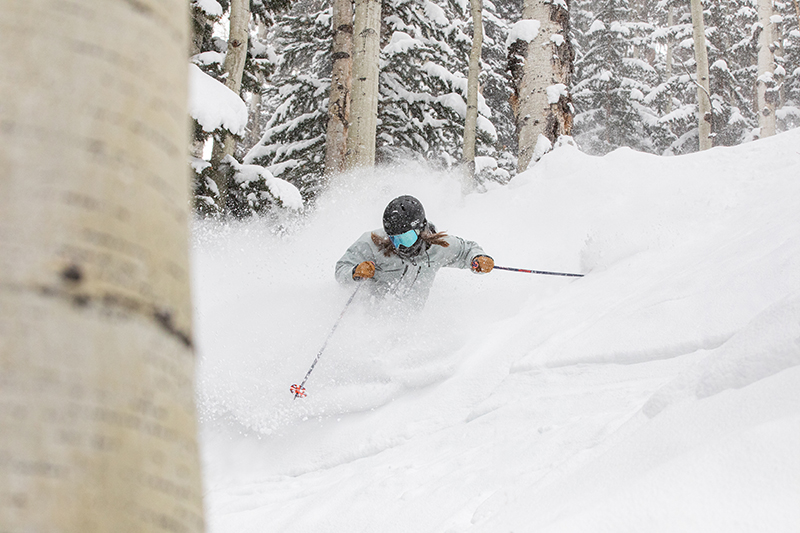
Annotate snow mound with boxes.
[188,64,248,135]
[195,129,800,533]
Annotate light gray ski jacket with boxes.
[335,228,486,307]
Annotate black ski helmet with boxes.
[383,195,426,235]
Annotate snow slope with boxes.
[193,130,800,532]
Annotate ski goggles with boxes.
[389,229,419,248]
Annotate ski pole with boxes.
[290,284,362,399]
[494,265,584,278]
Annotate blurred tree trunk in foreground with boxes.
[0,1,204,532]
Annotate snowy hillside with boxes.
[193,130,800,532]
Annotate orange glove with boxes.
[353,261,376,280]
[471,255,494,273]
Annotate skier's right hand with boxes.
[353,261,376,280]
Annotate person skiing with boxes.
[335,195,494,307]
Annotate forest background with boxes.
[189,0,800,219]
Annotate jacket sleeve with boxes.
[440,235,487,270]
[335,232,379,285]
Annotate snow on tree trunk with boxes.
[244,19,269,151]
[757,0,777,138]
[514,0,574,172]
[0,1,203,532]
[210,0,251,211]
[325,0,354,176]
[690,0,713,150]
[463,0,483,187]
[346,0,381,170]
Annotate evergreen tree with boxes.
[379,0,475,166]
[776,0,800,130]
[190,0,304,217]
[480,0,520,178]
[573,0,662,154]
[244,0,332,203]
[704,1,761,145]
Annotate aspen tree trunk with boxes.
[690,0,713,150]
[514,0,574,172]
[756,0,777,137]
[463,0,483,189]
[210,0,251,211]
[245,19,269,150]
[325,0,354,176]
[0,1,203,533]
[346,0,381,169]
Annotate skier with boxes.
[335,195,494,307]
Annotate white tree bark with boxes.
[690,0,713,150]
[756,0,777,138]
[346,0,381,170]
[245,19,269,150]
[463,0,483,186]
[514,0,573,172]
[210,0,251,210]
[0,1,203,532]
[325,0,354,176]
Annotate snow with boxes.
[193,0,223,17]
[609,21,630,36]
[473,156,498,174]
[188,64,248,135]
[588,19,606,35]
[424,0,449,27]
[438,92,467,117]
[192,51,226,66]
[506,20,541,48]
[194,129,800,532]
[384,31,425,55]
[546,83,568,104]
[711,59,729,72]
[190,156,211,174]
[227,159,304,210]
[421,63,493,118]
[777,106,800,120]
[476,115,497,140]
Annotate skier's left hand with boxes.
[471,255,494,273]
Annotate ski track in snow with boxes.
[194,130,800,532]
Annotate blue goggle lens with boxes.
[389,229,419,248]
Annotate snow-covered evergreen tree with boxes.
[244,0,332,203]
[378,0,513,182]
[775,0,800,130]
[572,0,664,154]
[480,0,520,177]
[379,0,474,165]
[190,0,304,217]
